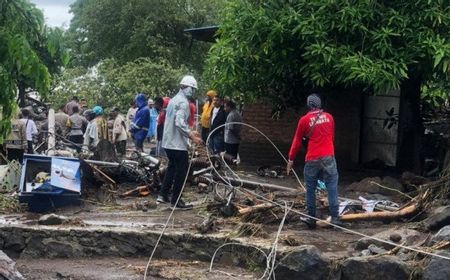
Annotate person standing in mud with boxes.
[4,111,26,163]
[130,93,150,153]
[157,75,203,210]
[287,94,343,229]
[20,109,38,154]
[66,106,88,153]
[111,107,128,157]
[154,96,170,157]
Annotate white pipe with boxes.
[47,108,55,156]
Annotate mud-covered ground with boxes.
[17,258,260,280]
[2,162,415,279]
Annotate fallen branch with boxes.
[238,202,274,215]
[119,186,151,198]
[369,181,413,200]
[340,203,418,222]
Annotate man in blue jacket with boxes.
[130,93,150,152]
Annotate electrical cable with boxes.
[205,121,450,269]
[143,147,196,280]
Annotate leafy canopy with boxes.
[49,58,189,112]
[67,0,224,71]
[205,0,450,107]
[0,0,68,142]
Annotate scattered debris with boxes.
[133,200,157,212]
[119,186,151,198]
[38,214,68,225]
[236,223,268,238]
[257,165,285,178]
[355,229,423,251]
[0,160,21,193]
[195,214,217,234]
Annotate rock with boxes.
[356,228,423,250]
[380,176,404,195]
[362,193,393,201]
[401,171,429,187]
[346,177,383,194]
[423,251,450,280]
[368,244,387,255]
[341,255,411,280]
[0,250,24,280]
[389,233,402,243]
[361,249,371,256]
[275,245,330,280]
[429,225,450,246]
[423,206,450,231]
[38,214,68,225]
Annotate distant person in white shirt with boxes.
[111,107,128,156]
[20,109,38,154]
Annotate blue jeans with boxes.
[304,156,339,218]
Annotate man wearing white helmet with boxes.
[157,75,203,210]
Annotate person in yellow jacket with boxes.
[200,90,217,143]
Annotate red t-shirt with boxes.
[188,102,196,128]
[288,110,335,162]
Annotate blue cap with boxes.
[92,106,103,116]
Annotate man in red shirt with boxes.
[287,94,343,229]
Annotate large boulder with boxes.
[0,250,24,280]
[275,245,330,280]
[429,225,450,246]
[423,251,450,280]
[379,176,404,196]
[341,255,411,280]
[346,177,382,194]
[345,176,403,196]
[422,206,450,231]
[355,228,423,250]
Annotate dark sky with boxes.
[29,0,75,28]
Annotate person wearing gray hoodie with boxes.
[157,75,203,210]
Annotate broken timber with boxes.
[339,203,418,222]
[200,174,298,193]
[238,202,275,215]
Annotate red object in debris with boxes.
[188,101,196,128]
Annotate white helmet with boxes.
[180,75,198,89]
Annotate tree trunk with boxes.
[397,78,423,173]
[18,81,26,107]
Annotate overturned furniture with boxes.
[18,155,81,212]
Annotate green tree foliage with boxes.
[66,0,224,70]
[205,0,450,107]
[50,58,188,111]
[0,0,68,142]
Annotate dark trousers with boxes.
[115,140,127,155]
[160,149,189,204]
[69,135,84,153]
[208,133,225,154]
[135,138,144,152]
[7,149,24,164]
[27,141,34,154]
[225,143,240,158]
[201,127,209,143]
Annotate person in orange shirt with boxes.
[200,90,217,143]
